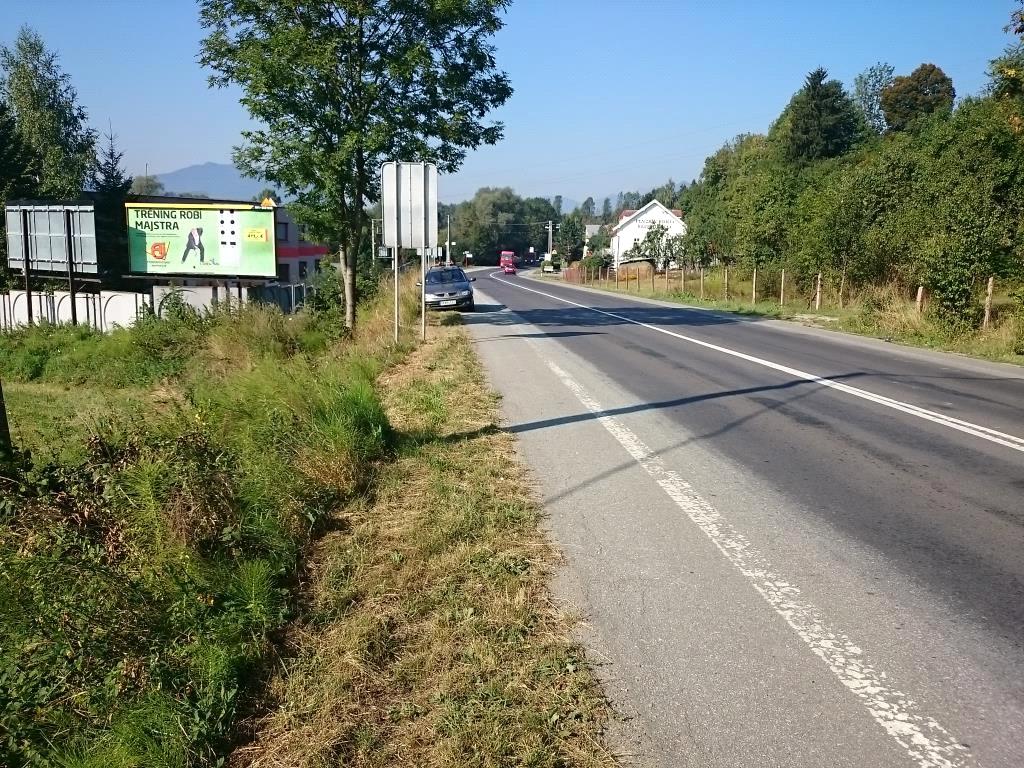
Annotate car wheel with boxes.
[467,300,476,312]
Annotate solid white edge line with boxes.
[489,273,1024,454]
[544,358,972,768]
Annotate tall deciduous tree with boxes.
[129,175,165,195]
[552,195,563,218]
[0,26,95,198]
[853,61,895,134]
[580,196,595,220]
[1,98,39,278]
[199,0,513,329]
[0,99,37,202]
[639,223,669,267]
[781,68,860,162]
[556,213,585,263]
[252,187,282,204]
[880,63,955,132]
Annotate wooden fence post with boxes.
[983,276,994,329]
[700,267,705,300]
[665,264,670,293]
[724,267,729,300]
[780,269,786,305]
[752,267,758,305]
[915,285,925,314]
[650,265,655,295]
[815,271,822,310]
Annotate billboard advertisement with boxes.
[126,202,276,277]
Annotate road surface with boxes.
[463,270,1024,768]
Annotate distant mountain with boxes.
[155,162,268,201]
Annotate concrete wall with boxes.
[0,290,152,332]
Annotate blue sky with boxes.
[3,0,1018,203]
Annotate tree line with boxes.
[575,11,1024,329]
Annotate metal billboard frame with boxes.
[5,203,98,274]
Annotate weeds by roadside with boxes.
[0,282,415,766]
[231,324,615,768]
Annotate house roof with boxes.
[613,199,684,232]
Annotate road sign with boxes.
[381,162,438,250]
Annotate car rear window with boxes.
[426,269,466,284]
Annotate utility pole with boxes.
[447,215,452,265]
[547,220,553,257]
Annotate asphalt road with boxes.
[462,270,1024,768]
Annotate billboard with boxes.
[5,204,97,274]
[126,202,276,277]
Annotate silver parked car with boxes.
[421,266,476,311]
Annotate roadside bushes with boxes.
[0,292,403,766]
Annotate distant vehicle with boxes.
[499,250,516,269]
[421,266,476,311]
[502,263,517,275]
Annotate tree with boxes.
[200,1,513,329]
[580,196,596,221]
[639,223,669,267]
[853,62,895,134]
[781,67,860,162]
[664,233,686,271]
[556,214,585,263]
[0,26,95,198]
[0,99,37,201]
[586,225,610,255]
[130,175,165,195]
[601,196,612,223]
[90,130,133,277]
[880,63,955,132]
[552,195,563,218]
[0,98,38,278]
[253,187,282,204]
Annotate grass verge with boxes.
[0,278,424,767]
[229,323,614,768]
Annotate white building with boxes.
[610,199,686,267]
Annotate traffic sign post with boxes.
[381,162,438,343]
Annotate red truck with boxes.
[499,250,516,269]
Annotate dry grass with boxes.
[230,326,614,768]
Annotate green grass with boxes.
[0,280,420,767]
[234,325,614,767]
[3,381,150,464]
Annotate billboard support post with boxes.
[421,248,427,342]
[64,209,77,325]
[21,210,32,325]
[393,247,399,344]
